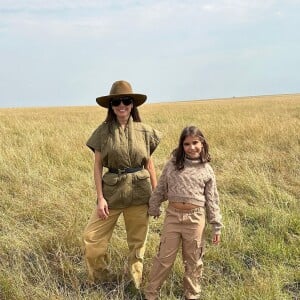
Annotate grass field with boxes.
[0,94,299,300]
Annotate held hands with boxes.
[148,210,161,219]
[212,234,221,245]
[147,212,160,219]
[97,197,109,220]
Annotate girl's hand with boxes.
[147,213,159,219]
[212,234,221,245]
[97,197,109,220]
[148,208,161,219]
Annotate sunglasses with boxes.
[110,96,133,107]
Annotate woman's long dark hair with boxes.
[104,103,142,125]
[173,126,211,170]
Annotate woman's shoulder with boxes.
[88,122,110,140]
[134,122,162,139]
[93,122,109,132]
[86,122,109,151]
[133,122,155,131]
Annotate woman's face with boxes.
[183,135,202,159]
[111,98,133,120]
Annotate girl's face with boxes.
[183,135,203,159]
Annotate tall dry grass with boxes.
[0,94,299,299]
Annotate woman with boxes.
[83,80,161,290]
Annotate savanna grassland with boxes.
[0,94,299,300]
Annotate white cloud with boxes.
[1,0,300,107]
[0,0,105,10]
[1,0,293,35]
[202,4,215,11]
[0,0,297,53]
[1,0,299,44]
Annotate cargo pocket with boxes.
[102,173,120,206]
[132,169,152,204]
[158,236,179,260]
[195,240,204,269]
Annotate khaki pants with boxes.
[145,206,205,300]
[83,204,149,289]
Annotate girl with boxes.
[144,125,222,300]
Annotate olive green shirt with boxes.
[86,117,162,208]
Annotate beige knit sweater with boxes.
[148,157,223,234]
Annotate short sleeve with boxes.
[150,128,162,155]
[86,125,103,152]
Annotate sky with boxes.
[0,0,300,108]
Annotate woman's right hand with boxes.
[97,197,109,220]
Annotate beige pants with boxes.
[83,204,149,289]
[145,206,206,300]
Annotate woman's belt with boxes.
[108,167,143,175]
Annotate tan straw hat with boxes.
[96,80,147,108]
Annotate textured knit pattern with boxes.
[148,158,223,234]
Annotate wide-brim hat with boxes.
[96,80,147,108]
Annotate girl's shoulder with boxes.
[160,157,176,172]
[202,162,216,177]
[167,157,176,167]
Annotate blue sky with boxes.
[0,0,299,108]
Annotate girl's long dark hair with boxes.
[173,125,211,170]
